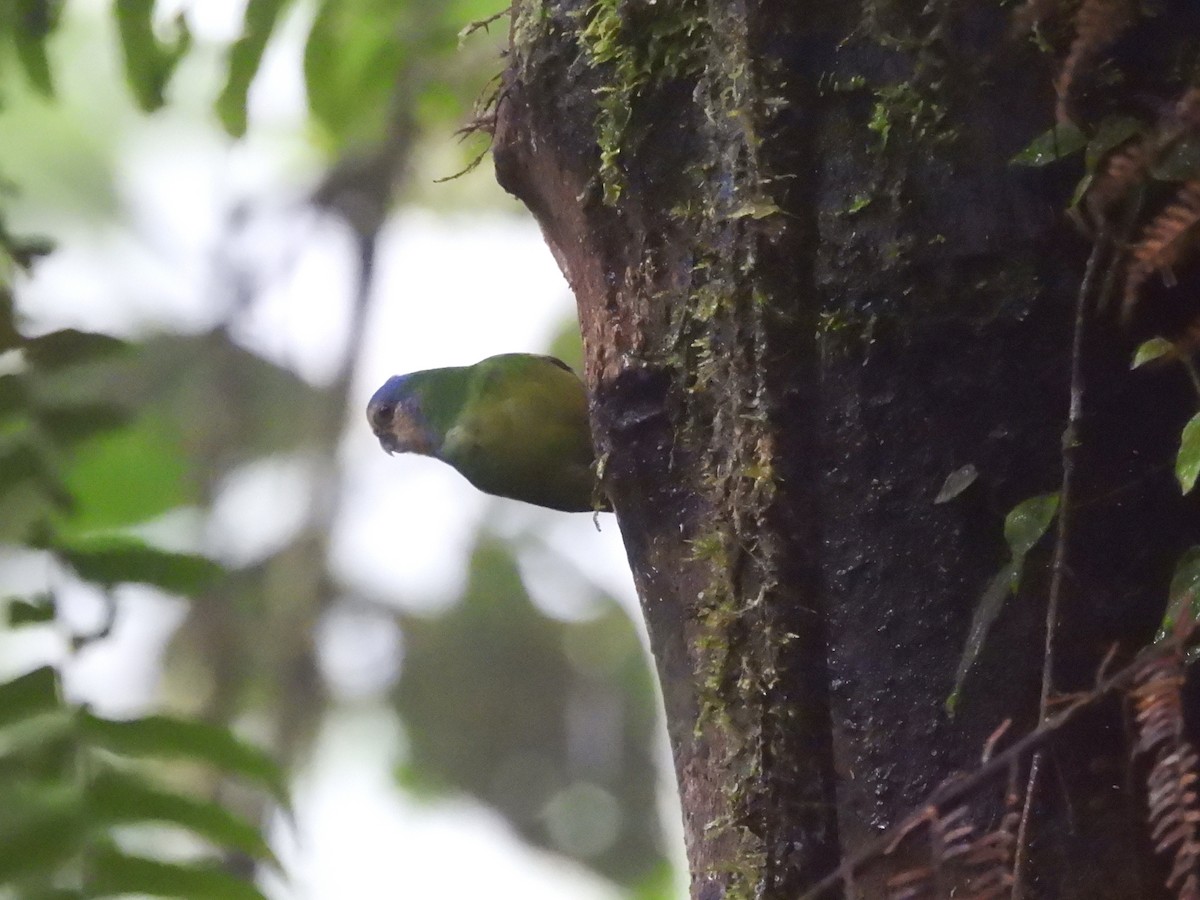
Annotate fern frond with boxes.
[886,863,934,900]
[1055,0,1134,124]
[1123,180,1200,318]
[957,788,1019,900]
[1132,651,1200,899]
[882,796,1018,900]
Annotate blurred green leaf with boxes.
[0,803,84,883]
[0,287,21,351]
[1011,122,1087,166]
[1169,545,1200,606]
[23,329,127,371]
[1160,545,1200,639]
[217,0,294,137]
[56,535,222,593]
[0,667,60,732]
[56,409,192,534]
[0,435,63,500]
[1153,136,1200,182]
[950,493,1059,711]
[132,332,325,462]
[11,888,84,900]
[1132,337,1175,369]
[1179,412,1200,494]
[11,24,53,98]
[0,720,75,783]
[89,847,267,900]
[3,232,55,269]
[1003,492,1059,564]
[948,563,1017,713]
[79,713,289,809]
[0,482,62,544]
[302,0,498,151]
[1085,116,1143,172]
[113,0,192,112]
[303,0,407,146]
[87,769,279,866]
[10,0,61,97]
[6,593,56,626]
[38,402,131,448]
[0,374,30,419]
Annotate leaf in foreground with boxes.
[87,768,278,866]
[56,536,222,594]
[89,848,267,900]
[950,492,1059,711]
[0,667,61,731]
[1177,412,1200,494]
[79,714,289,810]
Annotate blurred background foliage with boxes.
[0,1,677,897]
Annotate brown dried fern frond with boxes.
[1123,180,1200,319]
[957,788,1020,900]
[1086,85,1200,238]
[883,798,1018,900]
[1055,0,1135,124]
[883,805,973,900]
[885,863,934,900]
[1132,650,1200,899]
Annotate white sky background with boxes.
[0,1,686,897]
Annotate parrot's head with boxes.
[367,375,436,457]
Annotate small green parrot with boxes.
[366,353,606,512]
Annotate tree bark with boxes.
[494,2,1200,897]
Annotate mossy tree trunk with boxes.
[494,2,1199,897]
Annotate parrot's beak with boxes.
[377,433,399,456]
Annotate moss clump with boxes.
[576,0,710,202]
[868,80,951,150]
[572,1,787,891]
[510,0,551,72]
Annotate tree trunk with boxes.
[493,2,1200,897]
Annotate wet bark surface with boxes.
[494,2,1200,897]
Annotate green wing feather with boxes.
[439,354,600,512]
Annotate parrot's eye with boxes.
[369,402,394,431]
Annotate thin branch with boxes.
[1014,234,1117,897]
[458,5,512,43]
[1012,752,1042,897]
[1042,238,1107,713]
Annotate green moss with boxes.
[817,310,854,335]
[845,192,873,214]
[855,0,967,158]
[510,0,551,73]
[576,0,710,202]
[868,80,952,151]
[576,2,789,889]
